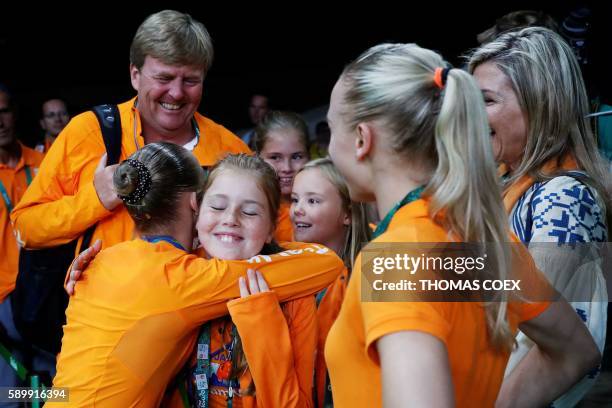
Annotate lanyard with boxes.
[181,322,239,408]
[141,235,187,251]
[0,165,32,213]
[372,185,425,239]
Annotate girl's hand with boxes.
[65,239,102,295]
[238,269,270,297]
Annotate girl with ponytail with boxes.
[323,43,599,407]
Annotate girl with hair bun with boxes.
[52,144,342,407]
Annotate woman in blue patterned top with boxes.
[469,26,611,407]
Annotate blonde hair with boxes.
[130,10,213,73]
[468,27,611,220]
[203,153,282,393]
[205,153,280,231]
[341,43,514,350]
[301,158,372,270]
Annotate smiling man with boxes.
[12,10,250,252]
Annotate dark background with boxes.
[1,1,608,147]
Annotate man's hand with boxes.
[93,154,121,210]
[65,239,102,295]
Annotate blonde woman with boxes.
[322,42,599,407]
[469,26,610,407]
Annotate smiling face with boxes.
[197,169,274,260]
[472,61,528,170]
[130,56,204,140]
[291,167,349,251]
[259,129,309,197]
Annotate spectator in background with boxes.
[589,9,612,166]
[309,120,330,159]
[254,111,310,242]
[240,93,270,148]
[0,84,45,400]
[36,98,70,154]
[476,9,559,45]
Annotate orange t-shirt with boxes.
[48,240,341,407]
[0,143,43,302]
[274,201,293,243]
[11,97,250,252]
[324,199,550,407]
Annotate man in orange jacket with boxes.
[0,86,45,303]
[6,10,249,390]
[11,10,250,253]
[0,84,46,405]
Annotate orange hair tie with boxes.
[433,67,450,89]
[433,67,444,89]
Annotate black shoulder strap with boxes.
[81,104,123,250]
[92,104,122,166]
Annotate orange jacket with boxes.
[227,268,348,408]
[274,201,293,242]
[324,199,551,408]
[47,240,342,408]
[165,294,317,408]
[11,97,250,251]
[0,143,43,302]
[228,293,317,408]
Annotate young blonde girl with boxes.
[167,153,318,407]
[292,158,371,407]
[232,158,372,407]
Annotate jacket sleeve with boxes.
[177,242,342,327]
[11,113,113,248]
[229,293,315,408]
